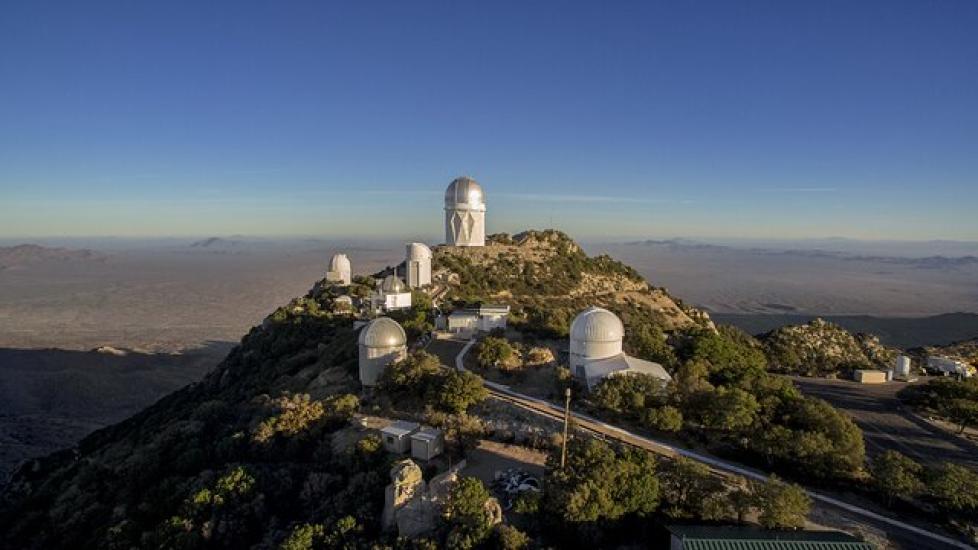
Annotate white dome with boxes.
[444,176,486,209]
[570,307,624,343]
[381,274,407,294]
[358,317,407,348]
[406,242,433,261]
[329,253,351,272]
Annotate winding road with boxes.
[432,337,975,550]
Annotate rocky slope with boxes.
[433,230,713,336]
[761,318,896,376]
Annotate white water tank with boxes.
[569,306,624,379]
[894,355,912,379]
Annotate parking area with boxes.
[789,375,978,469]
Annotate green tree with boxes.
[701,387,759,432]
[445,477,495,550]
[943,398,978,434]
[490,524,530,550]
[280,523,324,550]
[624,323,677,368]
[477,336,517,369]
[544,439,659,524]
[927,462,978,513]
[754,477,811,529]
[643,405,683,432]
[686,326,768,385]
[870,450,924,506]
[658,457,728,519]
[435,370,489,414]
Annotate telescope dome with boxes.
[570,307,624,344]
[444,177,485,208]
[358,317,407,348]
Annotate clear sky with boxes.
[1,1,976,240]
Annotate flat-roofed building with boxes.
[380,420,420,454]
[410,426,444,461]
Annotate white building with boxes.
[373,274,413,311]
[446,304,510,335]
[381,420,420,453]
[569,306,672,391]
[410,427,444,461]
[326,253,352,285]
[406,243,433,288]
[358,317,408,386]
[894,355,912,380]
[444,176,486,247]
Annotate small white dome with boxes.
[570,307,624,343]
[358,317,407,348]
[444,176,485,208]
[381,274,407,294]
[329,253,351,272]
[406,242,433,261]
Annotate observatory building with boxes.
[358,317,407,386]
[569,306,672,391]
[326,253,352,286]
[373,273,412,311]
[405,242,432,288]
[444,176,486,247]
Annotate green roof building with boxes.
[666,525,874,550]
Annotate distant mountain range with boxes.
[0,244,106,271]
[625,239,978,270]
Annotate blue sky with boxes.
[1,1,976,240]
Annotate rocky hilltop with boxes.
[434,230,713,336]
[761,318,896,376]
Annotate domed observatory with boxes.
[373,274,412,311]
[569,306,671,391]
[444,176,486,247]
[358,317,408,386]
[405,242,432,288]
[569,307,624,378]
[326,253,352,286]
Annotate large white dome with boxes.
[444,176,486,209]
[570,307,624,343]
[329,253,351,273]
[358,317,407,348]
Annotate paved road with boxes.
[790,376,978,470]
[447,338,975,550]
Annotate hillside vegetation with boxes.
[761,318,896,377]
[434,230,714,338]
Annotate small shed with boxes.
[854,370,887,384]
[381,420,420,453]
[410,426,444,461]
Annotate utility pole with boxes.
[560,387,571,469]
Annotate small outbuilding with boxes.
[446,304,510,335]
[381,420,420,454]
[854,369,887,384]
[410,427,444,461]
